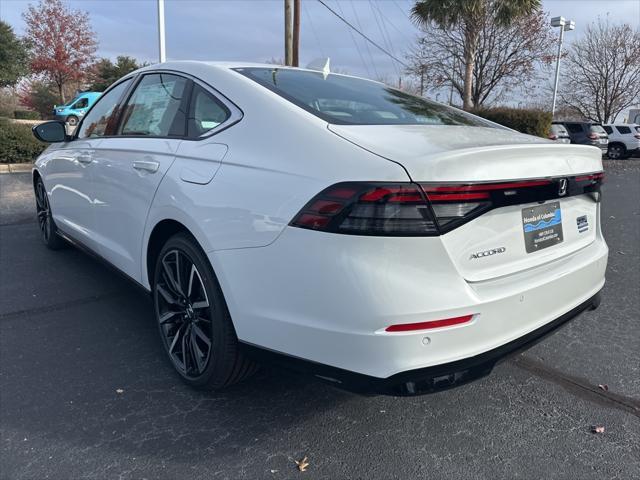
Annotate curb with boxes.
[0,164,33,174]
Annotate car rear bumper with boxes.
[240,291,601,395]
[211,220,608,385]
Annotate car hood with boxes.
[328,124,602,182]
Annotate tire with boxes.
[34,176,66,250]
[153,232,257,390]
[607,143,626,160]
[66,115,79,126]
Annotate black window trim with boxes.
[73,69,243,142]
[74,75,136,140]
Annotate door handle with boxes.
[77,154,93,164]
[133,160,160,173]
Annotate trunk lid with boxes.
[329,124,604,282]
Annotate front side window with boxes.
[78,79,131,139]
[187,84,230,137]
[236,67,494,127]
[603,126,613,135]
[73,98,88,109]
[120,73,188,137]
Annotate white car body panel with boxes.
[33,61,607,385]
[90,137,181,280]
[38,139,102,251]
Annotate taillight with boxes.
[634,134,640,140]
[290,182,437,236]
[548,134,558,140]
[291,176,603,236]
[587,132,599,140]
[421,179,551,230]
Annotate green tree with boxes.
[89,56,143,91]
[411,0,541,110]
[0,21,30,88]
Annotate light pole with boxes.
[550,16,575,116]
[158,0,166,63]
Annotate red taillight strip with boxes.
[427,192,490,201]
[423,180,551,193]
[575,172,604,182]
[385,314,474,332]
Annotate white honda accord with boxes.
[31,62,607,395]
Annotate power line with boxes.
[349,0,379,79]
[334,0,372,77]
[316,0,409,68]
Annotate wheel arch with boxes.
[608,141,626,150]
[146,219,194,288]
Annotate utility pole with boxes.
[157,0,166,62]
[292,0,300,67]
[284,0,293,66]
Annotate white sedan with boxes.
[31,62,607,395]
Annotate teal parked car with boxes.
[53,91,102,126]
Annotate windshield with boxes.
[236,67,495,127]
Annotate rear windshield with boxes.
[590,124,606,134]
[551,124,568,134]
[236,67,495,127]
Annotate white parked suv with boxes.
[603,124,640,159]
[30,62,607,395]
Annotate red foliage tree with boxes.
[22,0,98,103]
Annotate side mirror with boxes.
[32,121,68,143]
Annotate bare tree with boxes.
[407,9,555,107]
[560,19,640,123]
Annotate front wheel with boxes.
[153,233,257,390]
[34,177,66,250]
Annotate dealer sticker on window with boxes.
[522,201,564,253]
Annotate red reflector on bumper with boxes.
[385,315,474,332]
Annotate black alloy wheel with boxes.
[34,177,65,249]
[607,144,626,160]
[153,233,257,389]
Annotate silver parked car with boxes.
[548,124,571,144]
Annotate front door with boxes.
[49,78,133,249]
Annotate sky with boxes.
[1,0,639,98]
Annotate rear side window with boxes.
[120,73,189,137]
[603,126,613,134]
[78,79,131,139]
[236,67,494,127]
[565,123,583,133]
[616,126,631,134]
[187,84,230,137]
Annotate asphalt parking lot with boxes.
[1,162,639,480]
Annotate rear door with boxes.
[90,73,190,282]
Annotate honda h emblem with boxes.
[558,178,568,196]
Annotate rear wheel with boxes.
[153,233,257,389]
[66,115,79,127]
[34,177,66,250]
[607,143,626,160]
